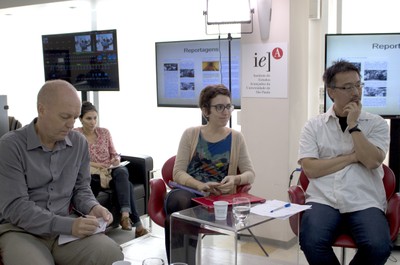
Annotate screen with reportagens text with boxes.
[155,38,241,108]
[325,33,400,118]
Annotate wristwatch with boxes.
[349,124,361,134]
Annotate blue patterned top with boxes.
[187,132,232,183]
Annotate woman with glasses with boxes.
[163,84,255,262]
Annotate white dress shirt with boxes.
[298,107,390,213]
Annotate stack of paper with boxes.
[251,199,311,219]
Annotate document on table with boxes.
[251,199,311,219]
[58,218,107,245]
[108,160,130,169]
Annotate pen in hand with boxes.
[270,203,291,213]
[72,207,87,218]
[73,207,102,228]
[111,153,121,165]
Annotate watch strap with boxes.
[349,124,361,134]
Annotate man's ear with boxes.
[37,103,45,116]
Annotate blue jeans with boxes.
[111,166,141,226]
[300,202,392,265]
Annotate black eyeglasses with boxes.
[210,104,235,112]
[333,82,364,92]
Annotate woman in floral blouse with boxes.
[75,101,148,238]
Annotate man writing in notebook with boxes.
[0,80,123,265]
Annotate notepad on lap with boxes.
[168,181,209,196]
[108,160,130,169]
[192,192,266,209]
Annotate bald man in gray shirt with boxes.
[0,80,124,265]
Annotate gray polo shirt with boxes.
[0,118,99,237]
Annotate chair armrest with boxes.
[288,185,306,205]
[287,185,306,236]
[148,178,167,227]
[386,192,400,241]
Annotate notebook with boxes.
[192,192,266,209]
[168,181,210,197]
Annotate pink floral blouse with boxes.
[74,127,118,164]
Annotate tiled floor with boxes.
[121,216,400,265]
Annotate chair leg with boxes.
[196,234,203,265]
[341,247,346,265]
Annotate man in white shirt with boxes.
[298,60,391,265]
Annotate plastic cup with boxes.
[213,200,229,220]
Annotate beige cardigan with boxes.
[173,126,255,194]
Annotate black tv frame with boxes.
[42,29,119,92]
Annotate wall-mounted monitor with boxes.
[42,29,119,91]
[325,33,400,118]
[155,38,241,108]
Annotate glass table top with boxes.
[171,205,274,233]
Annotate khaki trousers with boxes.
[0,229,124,265]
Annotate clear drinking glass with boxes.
[142,257,165,265]
[232,197,251,223]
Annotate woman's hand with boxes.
[197,182,221,196]
[207,182,222,195]
[110,155,120,167]
[217,175,237,194]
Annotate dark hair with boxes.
[323,60,361,88]
[80,101,97,118]
[199,84,231,114]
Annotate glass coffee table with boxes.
[170,205,274,265]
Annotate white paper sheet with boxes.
[108,160,130,169]
[251,199,311,219]
[58,218,107,245]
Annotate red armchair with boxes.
[148,155,252,228]
[287,164,400,264]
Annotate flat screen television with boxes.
[42,29,119,91]
[325,33,400,118]
[155,38,241,108]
